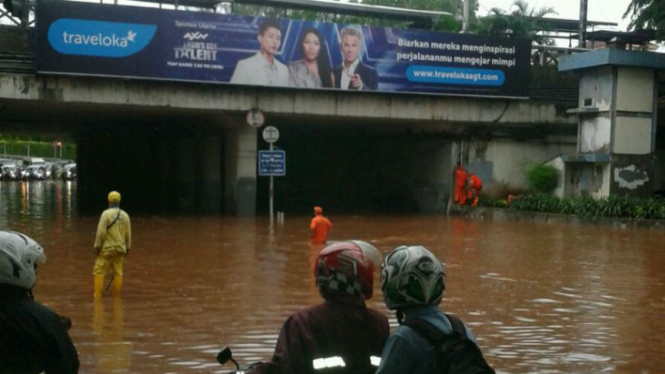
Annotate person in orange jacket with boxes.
[468,172,483,207]
[454,162,467,206]
[310,206,332,245]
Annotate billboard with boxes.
[36,1,531,98]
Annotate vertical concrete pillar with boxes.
[224,125,257,216]
[447,141,462,212]
[199,136,222,214]
[177,138,196,212]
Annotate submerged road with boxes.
[1,180,664,374]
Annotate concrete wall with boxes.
[0,73,575,127]
[614,116,653,154]
[546,159,610,199]
[566,163,608,198]
[654,150,665,194]
[616,67,654,113]
[224,125,257,216]
[545,156,566,198]
[578,66,613,111]
[579,115,612,153]
[611,155,653,197]
[466,137,576,196]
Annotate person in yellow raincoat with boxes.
[93,191,131,298]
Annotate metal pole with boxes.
[463,0,470,33]
[579,0,588,47]
[269,142,274,227]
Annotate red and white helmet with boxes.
[315,240,381,300]
[0,231,46,290]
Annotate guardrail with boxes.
[0,52,34,74]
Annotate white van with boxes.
[27,157,46,165]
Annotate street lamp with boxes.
[53,141,62,159]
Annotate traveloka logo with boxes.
[48,19,157,58]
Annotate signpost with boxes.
[258,150,285,176]
[260,126,283,225]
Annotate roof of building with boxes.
[538,17,618,33]
[559,47,665,71]
[571,29,656,44]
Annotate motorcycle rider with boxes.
[375,245,479,374]
[251,240,389,374]
[0,230,80,374]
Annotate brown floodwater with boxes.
[1,180,665,374]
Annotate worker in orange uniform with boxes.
[310,206,332,245]
[468,172,483,207]
[454,162,467,206]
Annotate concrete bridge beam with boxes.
[0,74,573,126]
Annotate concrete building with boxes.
[549,48,665,199]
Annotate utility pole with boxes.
[463,0,470,33]
[579,0,588,47]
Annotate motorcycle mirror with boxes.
[217,347,241,371]
[217,347,232,366]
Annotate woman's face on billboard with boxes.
[302,32,321,62]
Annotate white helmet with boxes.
[0,231,46,289]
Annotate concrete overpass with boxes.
[1,25,582,215]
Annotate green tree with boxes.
[473,0,556,43]
[624,0,665,40]
[221,0,473,31]
[526,164,558,194]
[361,0,477,31]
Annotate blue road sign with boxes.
[258,150,286,176]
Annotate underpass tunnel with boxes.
[256,123,453,215]
[72,108,458,215]
[75,111,229,215]
[3,96,586,216]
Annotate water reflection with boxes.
[93,298,131,373]
[1,182,665,374]
[0,180,77,226]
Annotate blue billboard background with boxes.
[36,1,531,98]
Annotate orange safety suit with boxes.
[468,174,483,207]
[454,165,467,206]
[310,207,332,245]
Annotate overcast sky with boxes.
[477,0,632,31]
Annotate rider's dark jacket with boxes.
[253,294,389,374]
[0,284,79,374]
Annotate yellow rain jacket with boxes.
[94,208,131,255]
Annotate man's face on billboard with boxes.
[259,27,282,56]
[341,34,361,64]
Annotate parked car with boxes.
[0,163,20,180]
[22,164,47,181]
[63,163,77,181]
